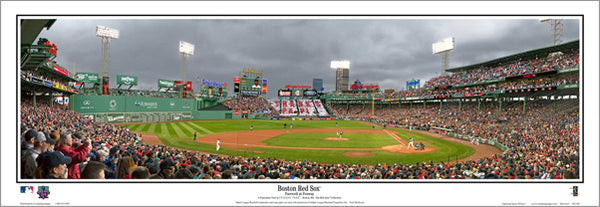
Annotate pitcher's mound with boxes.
[343,151,373,157]
[324,137,349,141]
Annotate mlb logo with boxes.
[20,186,33,193]
[37,186,50,199]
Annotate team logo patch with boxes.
[37,186,50,199]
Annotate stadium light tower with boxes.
[179,41,195,82]
[330,60,350,92]
[96,26,119,80]
[432,37,455,76]
[540,19,564,45]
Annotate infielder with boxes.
[216,139,221,151]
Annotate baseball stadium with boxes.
[20,19,580,180]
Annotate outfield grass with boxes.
[122,120,475,165]
[124,120,377,139]
[262,132,398,148]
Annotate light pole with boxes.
[540,19,564,45]
[96,26,119,81]
[432,37,455,76]
[179,41,195,82]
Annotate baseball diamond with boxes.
[120,120,486,165]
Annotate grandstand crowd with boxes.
[221,96,279,116]
[423,50,579,88]
[22,70,75,92]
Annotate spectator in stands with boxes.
[93,149,115,179]
[56,133,91,179]
[116,156,137,179]
[35,151,71,179]
[45,136,56,152]
[95,150,108,162]
[132,166,150,179]
[174,168,194,179]
[21,131,48,179]
[21,129,37,153]
[103,147,120,179]
[81,161,106,179]
[150,158,176,179]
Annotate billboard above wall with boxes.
[158,79,175,88]
[117,75,138,86]
[76,72,100,83]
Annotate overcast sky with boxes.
[37,18,579,98]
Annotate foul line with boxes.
[383,129,407,145]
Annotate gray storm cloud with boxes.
[37,18,579,98]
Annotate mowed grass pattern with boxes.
[263,133,398,148]
[122,120,475,165]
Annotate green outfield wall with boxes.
[71,95,195,123]
[69,95,256,123]
[191,110,237,120]
[72,95,193,113]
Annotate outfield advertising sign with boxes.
[558,67,579,74]
[158,79,175,88]
[557,84,579,90]
[201,79,226,88]
[72,96,191,113]
[117,75,138,85]
[106,114,125,123]
[73,96,126,113]
[53,65,68,76]
[76,72,100,83]
[128,98,192,112]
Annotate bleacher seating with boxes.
[268,99,330,117]
[297,99,317,116]
[313,99,329,116]
[271,100,281,113]
[279,100,298,116]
